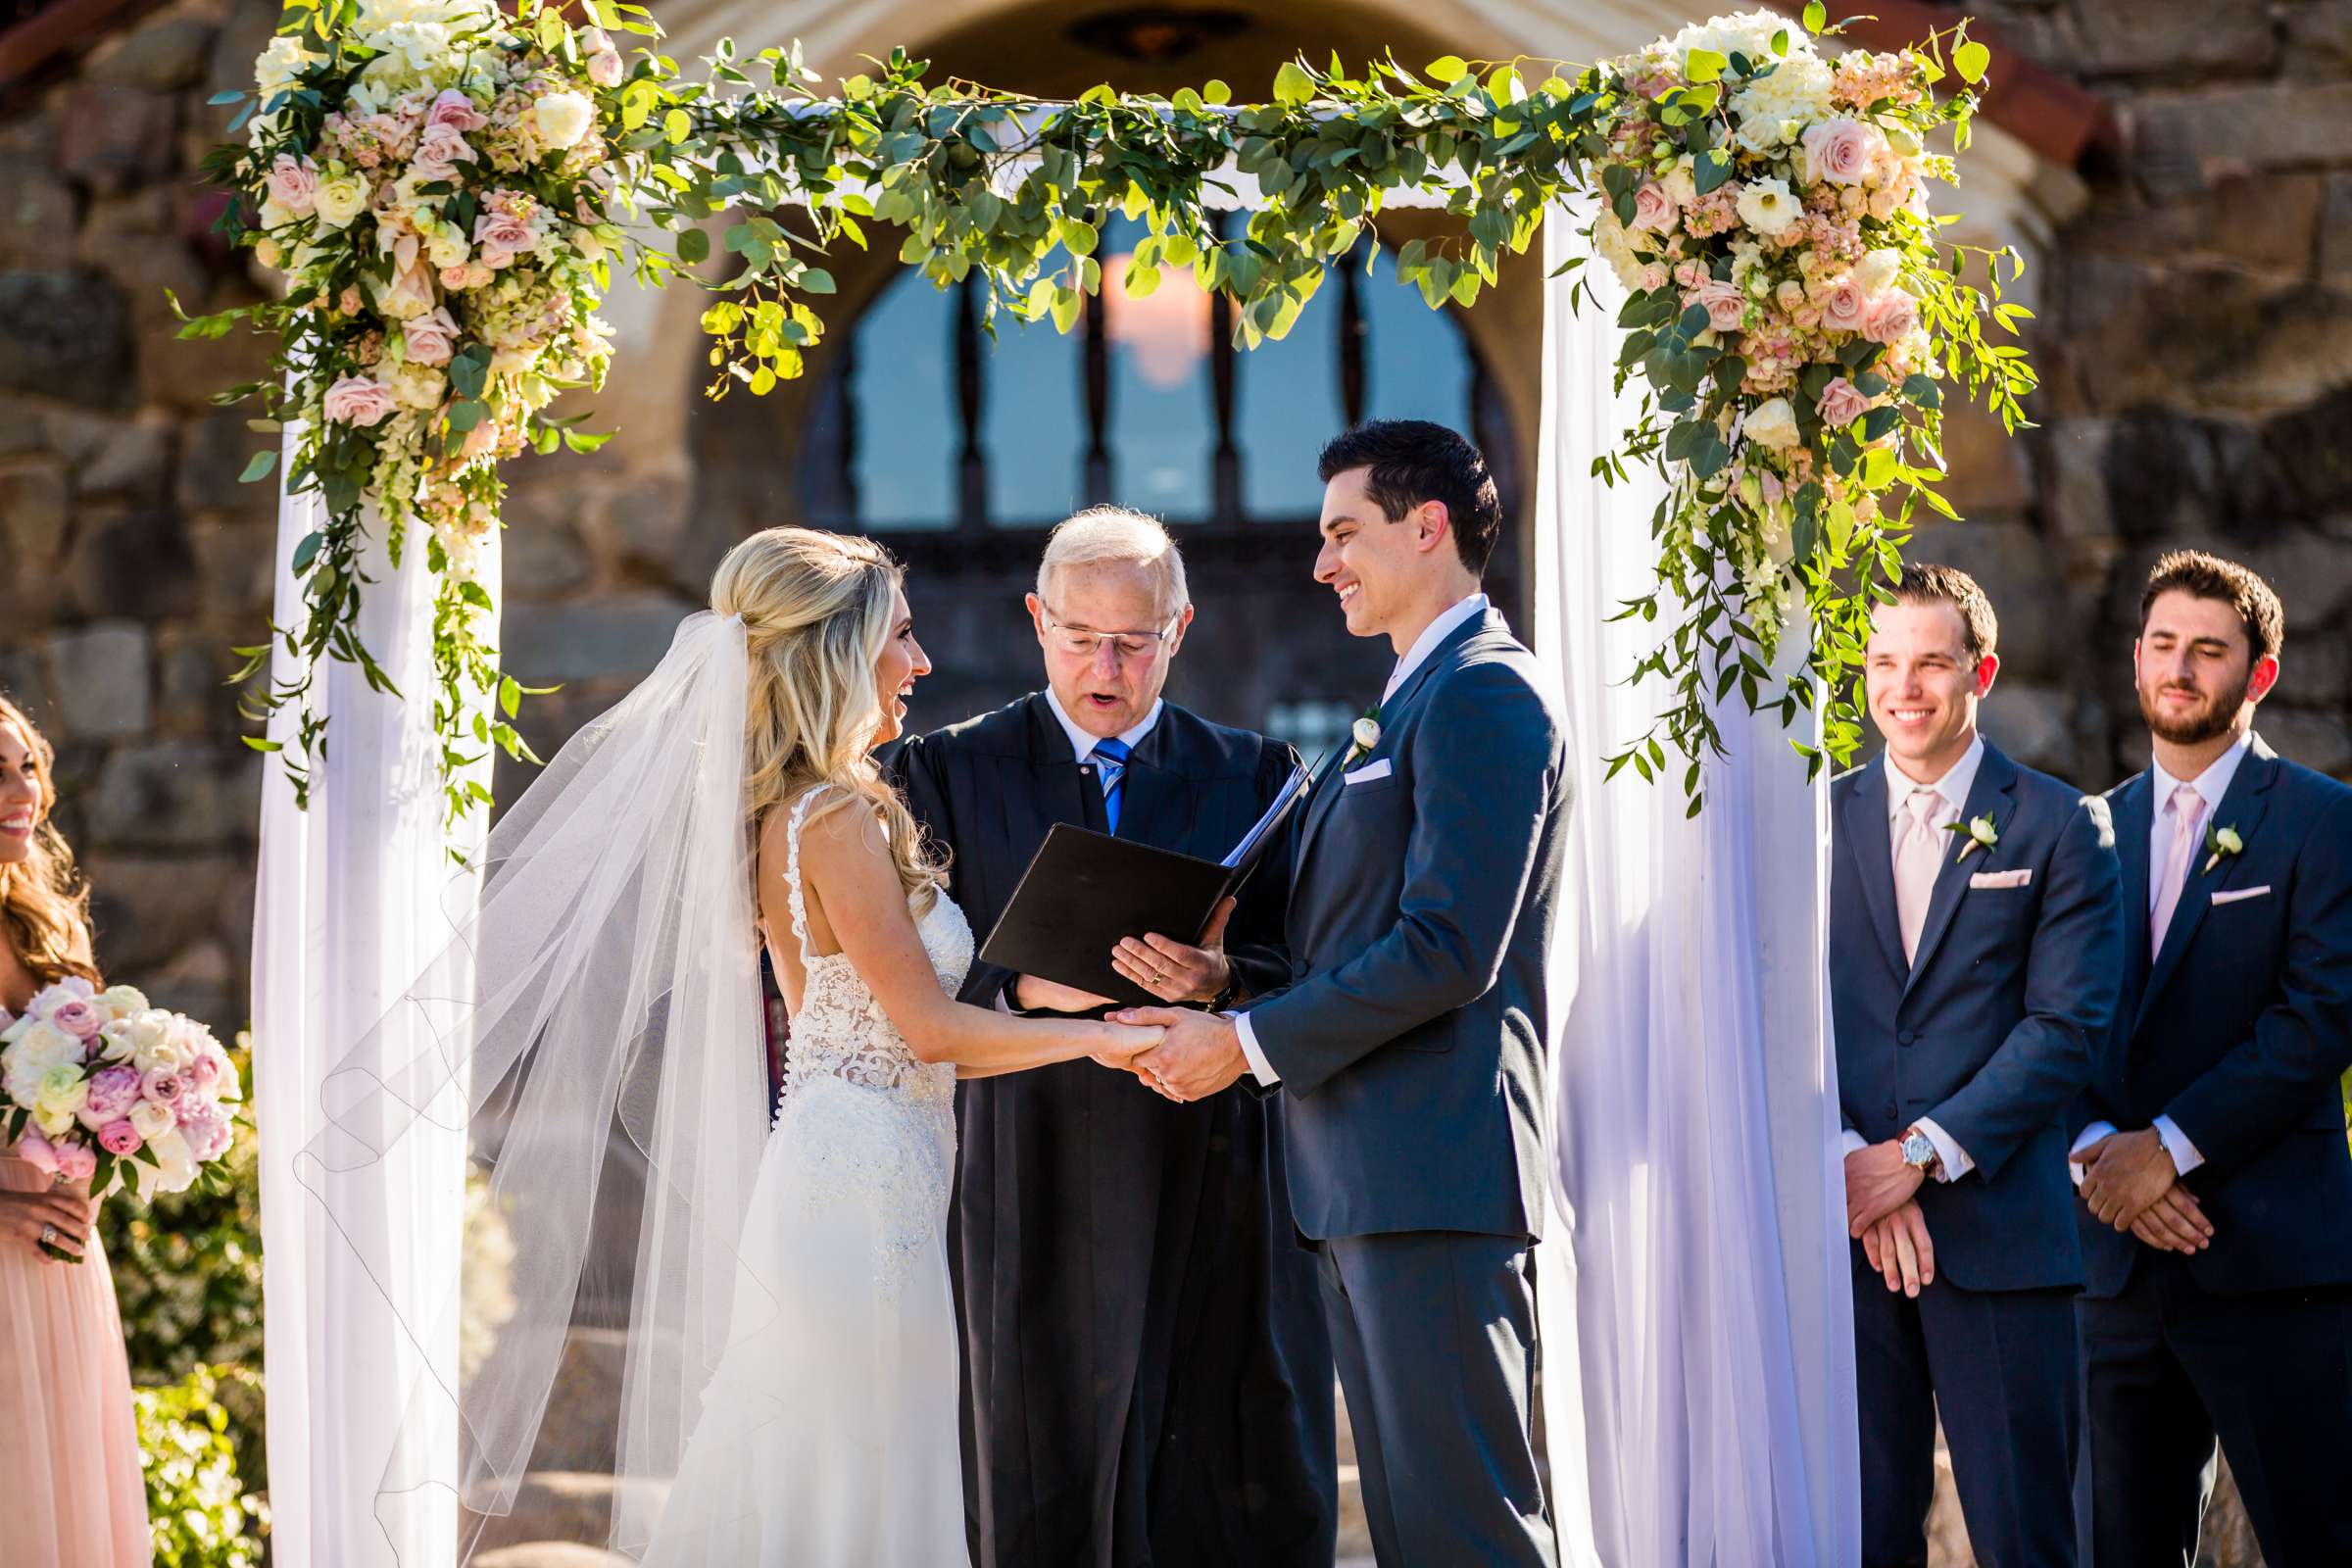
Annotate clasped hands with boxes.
[2073,1128,2214,1255]
[1011,899,1247,1101]
[1844,1141,1936,1298]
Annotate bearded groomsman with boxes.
[2071,551,2352,1565]
[1832,564,2124,1567]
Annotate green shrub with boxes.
[134,1364,269,1568]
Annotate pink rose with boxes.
[588,49,624,88]
[1817,376,1871,429]
[380,257,438,319]
[1862,289,1920,345]
[179,1105,233,1162]
[141,1068,185,1107]
[473,209,533,269]
[14,1129,60,1176]
[322,374,397,427]
[1629,181,1678,235]
[98,1120,141,1156]
[402,306,461,367]
[82,1064,141,1122]
[1684,278,1747,334]
[266,155,319,218]
[410,123,474,184]
[1801,117,1884,189]
[427,88,487,133]
[47,997,102,1041]
[55,1142,96,1184]
[1820,277,1870,334]
[338,286,365,317]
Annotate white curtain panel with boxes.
[255,444,496,1567]
[1534,205,1860,1568]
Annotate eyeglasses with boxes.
[1042,603,1183,662]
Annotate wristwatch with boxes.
[1899,1126,1942,1180]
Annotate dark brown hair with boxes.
[1317,419,1505,577]
[2139,550,2284,663]
[1891,563,1998,663]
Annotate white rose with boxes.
[1351,716,1383,752]
[255,33,325,99]
[426,225,470,269]
[35,1104,77,1138]
[534,91,595,151]
[315,172,370,228]
[8,1019,80,1072]
[146,1128,199,1196]
[1592,211,1648,293]
[1743,397,1801,451]
[1735,177,1803,239]
[1853,247,1904,297]
[129,1099,177,1142]
[98,985,148,1021]
[34,1064,89,1121]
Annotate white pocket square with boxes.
[1344,759,1393,786]
[2211,885,2272,906]
[1968,868,2033,890]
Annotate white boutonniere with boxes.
[1343,705,1382,767]
[2202,822,2243,875]
[1945,813,1998,862]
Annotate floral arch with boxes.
[188,0,2035,824]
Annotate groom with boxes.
[1122,419,1568,1566]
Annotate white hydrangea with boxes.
[1592,210,1648,293]
[1668,10,1794,71]
[1730,53,1835,140]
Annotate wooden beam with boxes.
[1758,0,2114,170]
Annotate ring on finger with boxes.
[41,1223,59,1246]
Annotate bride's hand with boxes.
[1090,1022,1164,1068]
[0,1186,94,1262]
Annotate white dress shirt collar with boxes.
[1043,686,1164,764]
[1883,732,1986,823]
[2149,727,2254,818]
[1381,592,1491,706]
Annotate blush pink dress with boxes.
[0,1151,151,1567]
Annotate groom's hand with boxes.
[1111,898,1236,1004]
[1114,1007,1246,1102]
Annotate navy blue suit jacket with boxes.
[1832,741,2125,1292]
[2075,734,2352,1298]
[1246,609,1569,1245]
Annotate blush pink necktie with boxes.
[1894,786,1948,964]
[2150,781,2207,954]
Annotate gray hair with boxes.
[1036,507,1191,620]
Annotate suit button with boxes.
[1884,1101,1897,1119]
[1898,1029,1917,1047]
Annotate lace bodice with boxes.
[774,791,970,1118]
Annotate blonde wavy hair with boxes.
[0,696,99,988]
[710,527,944,908]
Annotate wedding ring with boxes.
[41,1223,59,1246]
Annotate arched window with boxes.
[802,219,1497,532]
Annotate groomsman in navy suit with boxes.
[1832,564,2125,1568]
[2072,551,2352,1565]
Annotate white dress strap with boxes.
[783,791,819,966]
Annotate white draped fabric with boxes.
[255,451,494,1568]
[1533,208,1861,1567]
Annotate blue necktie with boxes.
[1090,738,1131,835]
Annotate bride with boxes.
[299,527,1163,1564]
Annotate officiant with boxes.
[892,508,1336,1568]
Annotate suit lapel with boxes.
[2134,736,2278,1034]
[1289,609,1502,891]
[1901,744,2020,1001]
[1841,763,1908,979]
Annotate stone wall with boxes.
[1927,0,2352,797]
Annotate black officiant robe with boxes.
[892,693,1337,1568]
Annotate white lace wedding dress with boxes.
[642,792,974,1566]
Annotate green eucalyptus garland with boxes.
[190,0,2033,825]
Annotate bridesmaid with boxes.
[0,694,150,1567]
